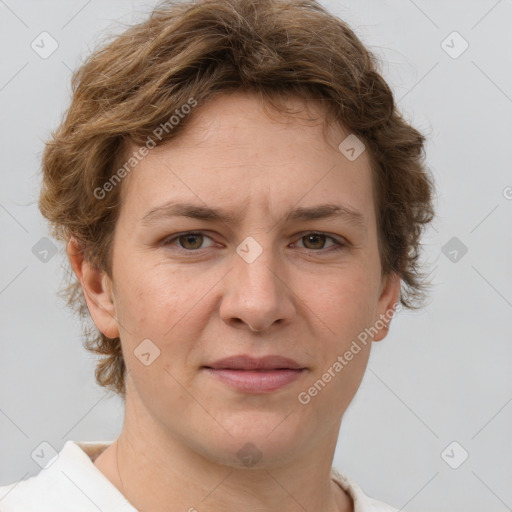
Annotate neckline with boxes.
[73,441,359,511]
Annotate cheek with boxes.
[113,257,218,353]
[112,258,180,339]
[307,263,379,338]
[301,273,375,411]
[114,267,201,397]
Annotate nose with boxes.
[219,242,296,332]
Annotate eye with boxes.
[161,231,345,254]
[294,232,344,251]
[163,232,215,251]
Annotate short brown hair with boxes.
[39,0,435,398]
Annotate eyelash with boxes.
[161,231,346,254]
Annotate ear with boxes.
[372,272,401,342]
[67,238,120,339]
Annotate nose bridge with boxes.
[237,239,278,293]
[220,235,294,331]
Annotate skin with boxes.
[68,90,400,512]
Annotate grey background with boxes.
[1,1,511,510]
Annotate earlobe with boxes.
[373,272,401,342]
[67,238,120,339]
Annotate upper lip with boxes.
[203,355,305,370]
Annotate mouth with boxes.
[202,368,306,393]
[202,355,306,393]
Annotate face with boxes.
[77,91,400,468]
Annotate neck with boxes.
[93,390,353,512]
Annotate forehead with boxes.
[117,91,376,227]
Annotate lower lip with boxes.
[203,368,305,393]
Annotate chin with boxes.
[196,412,309,469]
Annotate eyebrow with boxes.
[141,201,366,230]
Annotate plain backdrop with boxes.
[1,1,511,511]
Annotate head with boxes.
[39,0,434,466]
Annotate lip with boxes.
[202,355,306,393]
[204,355,304,371]
[203,368,305,393]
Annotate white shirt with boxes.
[0,441,398,511]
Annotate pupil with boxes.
[305,234,324,249]
[180,234,202,249]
